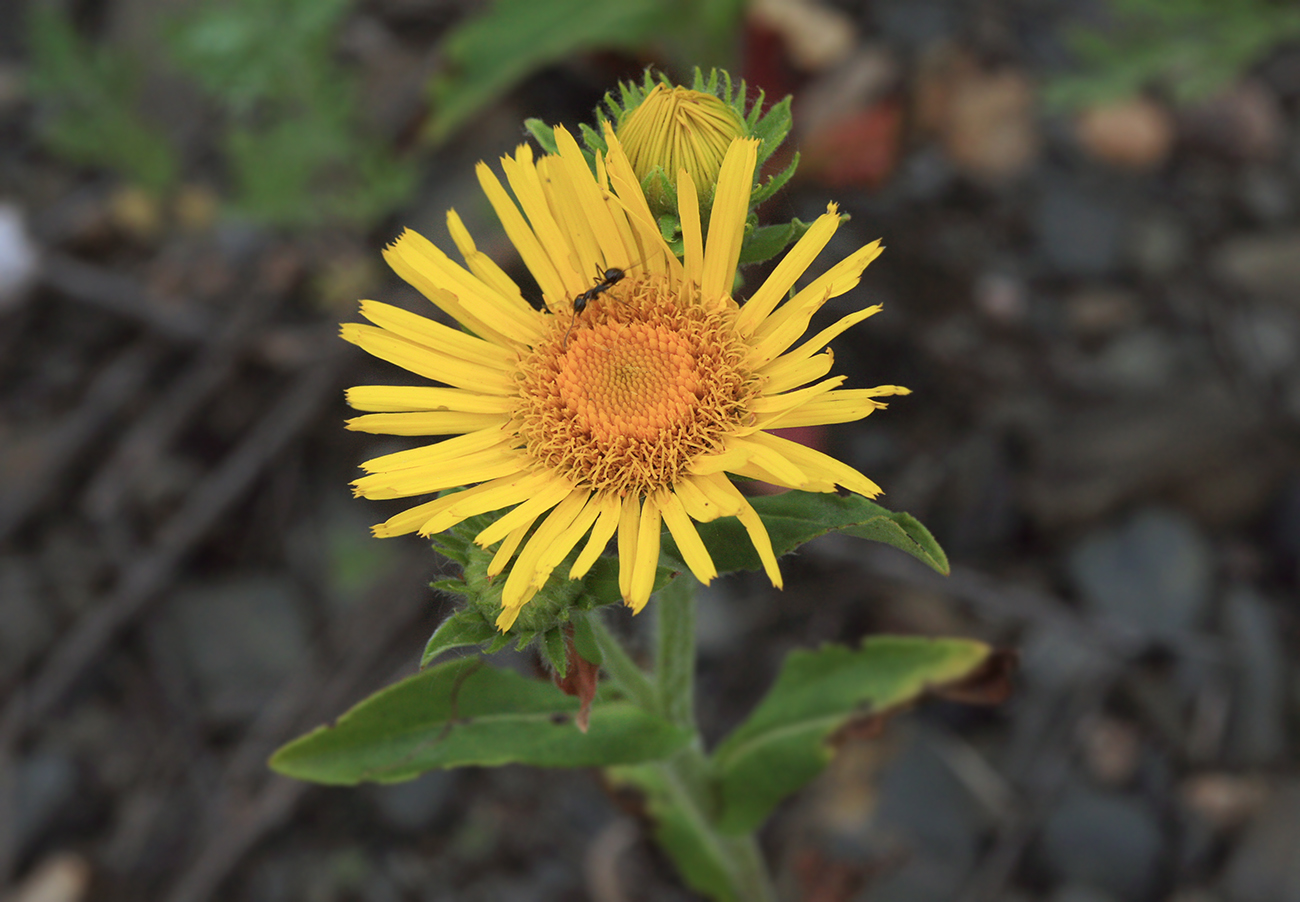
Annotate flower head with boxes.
[617,83,746,218]
[343,124,907,632]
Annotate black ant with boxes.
[562,266,626,347]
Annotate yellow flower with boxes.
[617,83,747,218]
[342,124,907,631]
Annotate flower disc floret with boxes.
[515,274,757,497]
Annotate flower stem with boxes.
[656,575,695,729]
[594,583,778,902]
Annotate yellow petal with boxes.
[501,488,590,606]
[473,477,574,547]
[700,138,759,305]
[358,428,515,474]
[341,323,515,394]
[617,495,641,602]
[751,432,883,498]
[345,410,507,436]
[346,385,515,414]
[501,145,585,298]
[352,447,526,499]
[571,492,621,579]
[694,473,782,588]
[677,167,704,295]
[736,204,843,336]
[476,160,567,306]
[446,209,529,307]
[750,240,884,358]
[660,489,716,584]
[488,520,534,578]
[753,303,882,370]
[766,386,909,429]
[417,469,557,536]
[758,348,835,396]
[628,493,662,612]
[383,229,541,347]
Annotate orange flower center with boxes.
[514,274,757,497]
[557,322,699,442]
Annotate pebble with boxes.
[1065,287,1142,338]
[1090,330,1179,394]
[0,556,54,685]
[14,753,79,855]
[0,202,38,312]
[1078,715,1143,787]
[1236,167,1293,224]
[1211,231,1300,303]
[1220,782,1300,902]
[1035,182,1124,276]
[367,771,457,832]
[1181,774,1267,831]
[1051,885,1122,902]
[1066,508,1214,640]
[1226,306,1300,381]
[1040,784,1165,902]
[148,576,311,723]
[1180,81,1285,162]
[1221,587,1287,765]
[943,67,1040,182]
[1127,213,1191,278]
[1075,99,1175,170]
[749,0,857,71]
[7,852,92,902]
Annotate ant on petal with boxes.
[562,265,626,348]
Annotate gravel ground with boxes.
[2,1,1299,900]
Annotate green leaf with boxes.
[662,491,949,577]
[271,658,691,784]
[737,216,808,265]
[427,0,670,143]
[420,610,498,669]
[542,626,568,676]
[712,636,993,833]
[605,762,740,902]
[570,611,603,665]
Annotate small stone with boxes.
[1052,885,1122,902]
[1035,182,1123,276]
[1041,784,1165,902]
[1222,587,1287,765]
[14,753,79,855]
[1090,330,1179,394]
[1066,508,1214,640]
[1075,98,1175,170]
[1181,774,1267,831]
[1226,306,1299,381]
[0,556,55,684]
[1220,782,1300,902]
[943,67,1040,182]
[1212,232,1300,303]
[973,271,1028,324]
[1128,214,1191,277]
[1236,167,1293,224]
[1181,81,1285,161]
[1079,715,1143,787]
[8,852,92,902]
[1065,287,1142,337]
[0,202,39,312]
[750,0,857,71]
[149,576,311,723]
[368,771,456,832]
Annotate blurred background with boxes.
[2,0,1299,899]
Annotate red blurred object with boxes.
[799,99,903,189]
